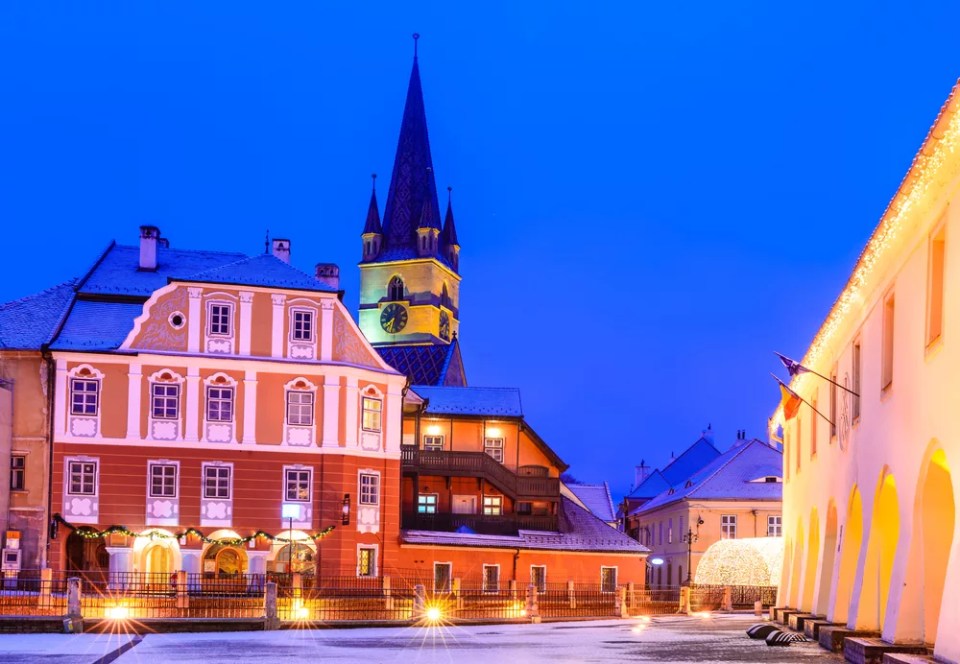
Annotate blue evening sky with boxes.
[1,2,958,496]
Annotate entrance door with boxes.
[452,495,476,514]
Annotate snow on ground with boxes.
[0,615,842,663]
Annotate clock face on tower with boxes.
[380,303,408,334]
[439,311,450,341]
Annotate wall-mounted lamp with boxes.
[341,494,351,526]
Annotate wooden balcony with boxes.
[400,447,560,500]
[402,511,558,535]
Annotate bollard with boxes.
[722,587,733,612]
[264,581,279,630]
[176,570,188,610]
[413,583,426,619]
[754,599,763,617]
[567,580,576,609]
[41,568,52,599]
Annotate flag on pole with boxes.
[775,352,810,377]
[779,383,802,421]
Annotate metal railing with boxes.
[401,448,560,499]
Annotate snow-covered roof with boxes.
[565,483,616,524]
[403,497,647,554]
[0,280,76,350]
[637,439,783,514]
[412,386,523,417]
[175,253,337,293]
[659,436,722,487]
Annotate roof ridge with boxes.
[0,278,77,311]
[113,243,247,257]
[684,440,759,496]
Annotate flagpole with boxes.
[771,373,836,427]
[774,351,859,398]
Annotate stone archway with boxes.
[833,485,862,625]
[815,500,838,616]
[856,472,899,631]
[801,508,820,612]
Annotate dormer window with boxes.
[208,303,232,336]
[388,276,404,301]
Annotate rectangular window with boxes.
[149,463,178,498]
[483,437,504,463]
[482,495,503,516]
[361,397,382,432]
[206,386,234,422]
[358,547,377,577]
[423,435,444,451]
[830,366,838,439]
[721,514,737,540]
[151,383,180,420]
[530,565,546,593]
[203,464,232,500]
[359,473,380,506]
[882,293,895,390]
[601,566,618,593]
[852,340,861,420]
[928,225,946,346]
[10,455,25,491]
[209,303,232,336]
[668,518,673,544]
[70,378,99,416]
[482,564,500,592]
[68,460,97,496]
[417,493,438,514]
[285,468,312,502]
[286,391,314,426]
[291,309,314,342]
[434,562,452,593]
[767,515,783,537]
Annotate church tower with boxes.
[358,36,462,349]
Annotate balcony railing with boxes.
[402,511,558,535]
[400,448,560,499]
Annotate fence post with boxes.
[383,575,393,611]
[754,599,763,616]
[525,584,540,622]
[264,581,279,630]
[452,577,463,610]
[509,579,517,600]
[176,570,188,610]
[63,576,82,634]
[292,572,302,600]
[41,568,52,599]
[722,586,733,612]
[627,582,635,611]
[678,586,690,614]
[616,586,628,617]
[413,583,426,620]
[567,580,576,609]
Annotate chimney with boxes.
[139,225,160,271]
[272,238,291,264]
[315,263,340,290]
[633,461,650,491]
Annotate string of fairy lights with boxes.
[773,87,960,429]
[53,513,335,546]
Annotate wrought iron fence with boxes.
[0,572,68,616]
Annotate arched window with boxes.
[441,283,450,309]
[388,276,404,301]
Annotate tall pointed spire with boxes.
[380,33,442,257]
[363,173,382,235]
[442,186,459,246]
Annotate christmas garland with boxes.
[53,513,335,546]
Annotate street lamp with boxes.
[683,515,705,585]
